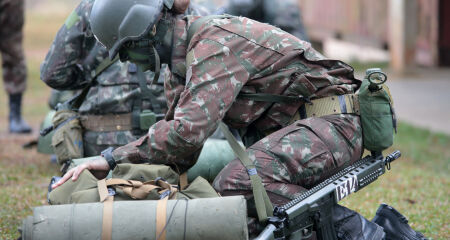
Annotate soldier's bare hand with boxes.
[51,156,110,189]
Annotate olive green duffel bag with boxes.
[48,163,219,205]
[21,196,249,240]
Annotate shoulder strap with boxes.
[218,121,273,223]
[72,56,120,109]
[187,15,229,45]
[94,56,120,79]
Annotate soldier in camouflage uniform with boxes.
[41,0,208,157]
[0,0,32,133]
[51,0,389,238]
[216,0,309,41]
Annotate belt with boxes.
[290,93,360,123]
[80,113,133,132]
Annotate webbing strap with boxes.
[304,94,360,118]
[101,199,114,240]
[98,179,109,202]
[218,122,273,222]
[187,15,229,45]
[156,197,168,240]
[95,56,120,78]
[151,46,161,86]
[179,172,188,190]
[72,56,119,109]
[98,179,114,240]
[103,178,176,200]
[137,65,161,114]
[239,93,309,104]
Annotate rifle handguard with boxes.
[255,150,402,240]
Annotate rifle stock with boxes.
[254,150,401,240]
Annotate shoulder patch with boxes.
[65,10,80,30]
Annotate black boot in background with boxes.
[333,204,385,240]
[9,93,32,134]
[372,203,427,240]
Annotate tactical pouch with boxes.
[358,69,396,152]
[51,110,84,166]
[139,110,157,130]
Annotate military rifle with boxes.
[255,150,401,240]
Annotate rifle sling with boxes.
[72,56,120,109]
[218,122,273,222]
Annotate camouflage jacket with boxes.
[112,16,360,171]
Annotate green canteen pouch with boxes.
[139,110,156,130]
[51,110,84,166]
[359,69,397,152]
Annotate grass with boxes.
[0,0,449,239]
[341,122,450,239]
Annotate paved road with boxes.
[386,68,450,135]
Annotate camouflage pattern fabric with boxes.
[40,0,167,156]
[111,14,361,185]
[0,0,27,94]
[214,114,362,206]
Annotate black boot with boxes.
[333,204,385,240]
[9,93,32,134]
[372,203,427,240]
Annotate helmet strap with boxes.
[151,45,161,85]
[151,13,174,65]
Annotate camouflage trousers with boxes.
[0,0,27,94]
[213,114,363,206]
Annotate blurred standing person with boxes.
[0,0,32,133]
[223,0,309,41]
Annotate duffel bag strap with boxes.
[218,122,273,223]
[104,178,177,200]
[98,179,114,240]
[153,179,178,199]
[106,178,160,199]
[156,197,169,240]
[179,172,188,190]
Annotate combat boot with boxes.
[372,203,427,240]
[9,93,32,134]
[333,204,385,240]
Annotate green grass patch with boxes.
[0,1,448,239]
[341,122,450,239]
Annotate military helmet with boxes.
[90,0,175,59]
